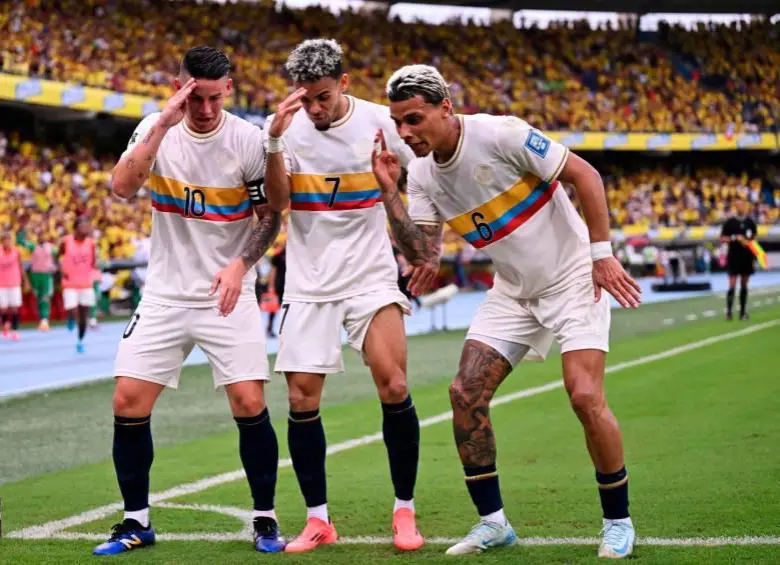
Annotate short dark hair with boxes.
[181,46,230,79]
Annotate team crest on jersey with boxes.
[525,131,550,158]
[474,164,494,185]
[746,229,753,238]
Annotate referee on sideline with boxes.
[720,199,757,321]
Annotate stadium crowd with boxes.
[2,129,777,264]
[0,0,777,133]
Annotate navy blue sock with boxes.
[596,466,630,519]
[11,312,19,330]
[464,463,503,516]
[381,395,420,501]
[739,287,748,316]
[235,408,278,512]
[113,415,154,512]
[288,409,327,507]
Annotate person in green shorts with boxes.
[17,228,58,331]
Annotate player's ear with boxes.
[339,73,350,93]
[441,98,452,118]
[225,77,233,96]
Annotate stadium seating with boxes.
[1,1,777,133]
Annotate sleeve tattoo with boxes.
[383,189,441,266]
[240,205,282,268]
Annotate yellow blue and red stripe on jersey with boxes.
[290,172,381,212]
[447,173,557,249]
[148,174,252,222]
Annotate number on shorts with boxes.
[122,312,140,339]
[325,177,341,208]
[183,187,207,217]
[279,303,291,335]
[471,212,493,241]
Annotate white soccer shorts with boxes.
[0,287,23,309]
[274,289,411,374]
[467,275,611,366]
[114,300,270,389]
[62,288,96,310]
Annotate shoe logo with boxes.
[119,535,142,549]
[310,532,326,543]
[614,537,630,555]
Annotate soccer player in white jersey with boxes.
[372,65,642,559]
[92,47,285,556]
[262,39,424,553]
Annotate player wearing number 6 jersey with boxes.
[263,39,424,554]
[374,65,642,559]
[94,47,285,557]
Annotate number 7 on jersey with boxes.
[325,176,341,208]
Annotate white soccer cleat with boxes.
[598,517,635,559]
[445,520,517,555]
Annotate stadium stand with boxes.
[0,1,778,322]
[0,1,777,133]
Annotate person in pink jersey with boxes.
[26,229,58,331]
[0,231,29,341]
[60,218,98,353]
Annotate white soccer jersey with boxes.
[265,95,415,302]
[122,111,266,307]
[408,114,592,300]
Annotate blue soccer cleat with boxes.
[598,517,635,559]
[253,516,286,553]
[76,341,85,354]
[92,519,155,556]
[445,520,517,555]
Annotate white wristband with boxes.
[590,241,613,261]
[267,136,283,154]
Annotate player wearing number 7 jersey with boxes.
[262,39,424,554]
[94,47,285,556]
[375,65,642,559]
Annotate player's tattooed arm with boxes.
[450,340,513,467]
[383,188,441,265]
[240,205,282,269]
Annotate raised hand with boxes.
[158,78,198,129]
[371,129,402,190]
[268,88,306,139]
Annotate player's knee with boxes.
[230,393,266,417]
[568,385,604,421]
[112,388,146,416]
[449,377,478,411]
[376,371,408,404]
[287,382,321,412]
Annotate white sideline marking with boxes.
[702,310,716,318]
[685,314,699,321]
[25,532,780,546]
[37,503,780,546]
[8,320,779,541]
[662,318,675,325]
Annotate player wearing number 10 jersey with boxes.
[94,47,285,556]
[263,39,424,554]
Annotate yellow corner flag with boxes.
[745,240,768,269]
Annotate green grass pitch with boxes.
[2,290,780,564]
